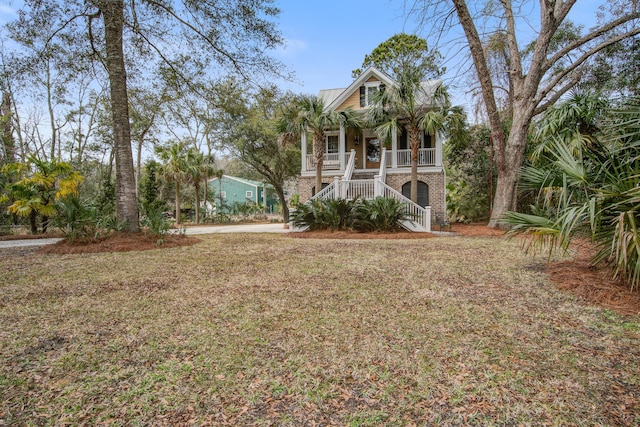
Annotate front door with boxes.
[366,138,380,169]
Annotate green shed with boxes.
[208,175,277,213]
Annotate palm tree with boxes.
[4,156,83,234]
[277,95,361,194]
[366,65,450,202]
[156,142,188,224]
[184,149,216,224]
[505,96,640,291]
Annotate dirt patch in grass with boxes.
[450,222,507,237]
[37,231,200,254]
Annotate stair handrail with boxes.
[377,148,387,183]
[377,179,431,232]
[343,149,356,180]
[307,180,336,203]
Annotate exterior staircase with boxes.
[293,149,431,233]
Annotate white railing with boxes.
[304,176,431,232]
[340,179,375,200]
[308,181,336,202]
[306,152,342,170]
[377,148,387,183]
[396,148,436,167]
[377,179,431,232]
[343,149,356,180]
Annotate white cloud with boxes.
[274,37,308,58]
[0,4,16,16]
[0,4,17,25]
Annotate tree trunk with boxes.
[488,109,531,227]
[46,60,56,161]
[203,177,208,218]
[29,210,38,234]
[313,133,324,196]
[276,187,289,223]
[100,0,140,232]
[409,128,420,203]
[175,181,181,224]
[1,91,15,162]
[194,183,200,224]
[136,136,143,195]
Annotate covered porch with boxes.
[300,126,443,175]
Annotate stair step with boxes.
[352,173,376,179]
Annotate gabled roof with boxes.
[325,67,396,112]
[320,66,444,111]
[209,175,271,189]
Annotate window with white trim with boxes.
[246,190,253,198]
[220,191,227,199]
[364,81,382,107]
[325,133,339,154]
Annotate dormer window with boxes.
[359,81,382,107]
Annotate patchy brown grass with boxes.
[289,229,436,239]
[1,233,638,426]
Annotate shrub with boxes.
[505,96,640,291]
[355,197,411,232]
[291,197,410,232]
[54,195,98,243]
[141,203,170,244]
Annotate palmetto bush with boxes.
[291,198,358,231]
[505,97,640,291]
[291,197,411,232]
[54,195,99,243]
[354,197,411,232]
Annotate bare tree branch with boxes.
[535,26,640,107]
[542,11,640,74]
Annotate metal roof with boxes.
[319,67,444,111]
[208,175,273,189]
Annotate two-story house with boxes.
[297,67,446,232]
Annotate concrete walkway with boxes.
[0,238,64,249]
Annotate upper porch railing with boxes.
[305,147,436,171]
[395,148,436,167]
[305,152,350,171]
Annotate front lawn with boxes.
[1,234,638,425]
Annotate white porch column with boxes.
[435,131,443,167]
[391,126,398,168]
[301,132,307,172]
[339,124,346,170]
[334,176,341,199]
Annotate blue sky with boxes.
[0,0,602,106]
[271,0,602,104]
[272,0,413,95]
